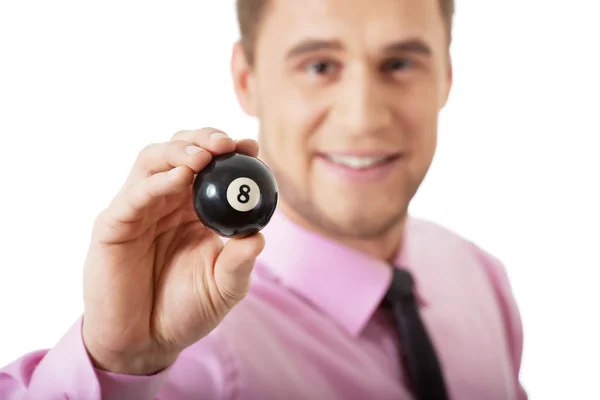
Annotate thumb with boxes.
[213,233,266,308]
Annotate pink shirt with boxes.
[0,211,527,399]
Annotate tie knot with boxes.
[386,267,415,302]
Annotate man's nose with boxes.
[330,66,392,136]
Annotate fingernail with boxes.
[210,131,228,140]
[185,145,203,155]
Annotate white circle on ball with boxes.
[226,177,261,212]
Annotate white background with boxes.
[1,1,599,399]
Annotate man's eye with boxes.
[382,58,415,72]
[306,61,337,75]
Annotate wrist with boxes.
[89,350,177,376]
[83,339,178,376]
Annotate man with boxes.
[0,0,527,399]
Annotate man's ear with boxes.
[441,55,453,109]
[231,41,258,117]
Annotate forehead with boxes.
[260,0,446,52]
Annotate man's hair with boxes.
[236,0,455,65]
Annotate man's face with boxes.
[233,0,452,240]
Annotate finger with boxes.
[155,206,198,237]
[129,140,213,182]
[107,166,195,225]
[213,233,266,308]
[172,128,236,156]
[235,138,259,157]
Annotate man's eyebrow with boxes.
[284,37,433,60]
[383,39,432,56]
[285,39,343,59]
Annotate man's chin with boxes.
[313,206,407,241]
[274,178,407,241]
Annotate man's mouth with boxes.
[323,154,398,169]
[315,151,403,183]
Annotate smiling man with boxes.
[0,0,527,399]
[242,0,448,260]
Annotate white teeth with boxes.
[327,155,389,169]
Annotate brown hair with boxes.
[236,0,455,65]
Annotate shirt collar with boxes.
[257,209,427,337]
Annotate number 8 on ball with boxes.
[226,177,261,212]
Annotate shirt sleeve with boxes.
[474,245,529,400]
[0,316,240,400]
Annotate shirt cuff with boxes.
[95,366,171,400]
[28,316,169,400]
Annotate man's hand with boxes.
[81,128,265,375]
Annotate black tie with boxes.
[383,267,449,400]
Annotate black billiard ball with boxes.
[192,152,279,238]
